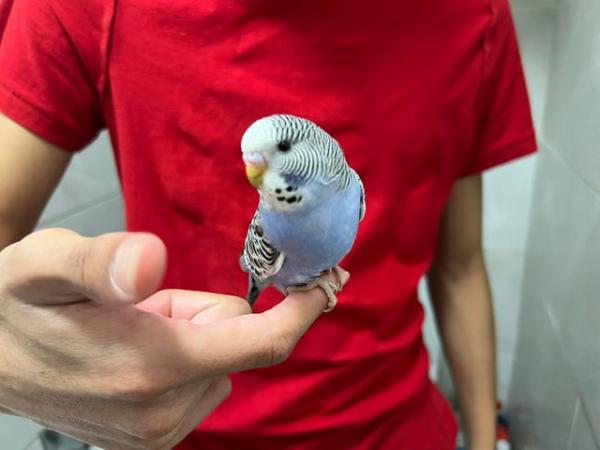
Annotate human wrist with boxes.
[463,408,497,450]
[467,426,497,450]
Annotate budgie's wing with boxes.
[240,210,285,281]
[351,169,366,222]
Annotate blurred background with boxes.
[1,0,599,449]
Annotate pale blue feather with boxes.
[259,177,362,292]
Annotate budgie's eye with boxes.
[277,140,292,152]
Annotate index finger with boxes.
[176,287,329,376]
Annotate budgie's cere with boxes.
[240,114,365,311]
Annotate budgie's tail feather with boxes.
[247,274,266,308]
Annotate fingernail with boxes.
[109,237,145,300]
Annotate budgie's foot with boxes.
[329,266,347,291]
[287,267,348,313]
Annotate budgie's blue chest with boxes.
[259,178,362,290]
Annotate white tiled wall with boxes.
[569,400,598,450]
[509,146,600,450]
[508,0,600,447]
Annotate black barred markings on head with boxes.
[242,114,355,190]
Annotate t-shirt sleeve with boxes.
[0,0,14,41]
[0,0,113,151]
[460,0,537,177]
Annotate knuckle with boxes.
[131,409,181,444]
[211,377,233,405]
[0,243,22,291]
[1,241,40,294]
[202,295,251,322]
[223,295,252,315]
[67,239,96,292]
[114,372,168,402]
[207,376,232,403]
[221,377,233,397]
[141,445,168,450]
[0,228,79,294]
[135,421,176,443]
[261,331,295,366]
[119,390,187,447]
[22,228,77,249]
[152,443,177,450]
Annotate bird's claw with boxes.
[328,266,347,291]
[314,277,339,312]
[287,267,347,312]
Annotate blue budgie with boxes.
[240,114,366,311]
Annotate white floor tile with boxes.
[23,437,44,450]
[0,415,42,450]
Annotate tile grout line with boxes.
[565,398,581,450]
[38,190,123,227]
[532,140,600,448]
[539,138,600,203]
[577,380,600,449]
[544,304,600,449]
[574,396,600,450]
[21,432,40,450]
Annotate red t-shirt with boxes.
[0,1,536,449]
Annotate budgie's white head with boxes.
[241,115,351,198]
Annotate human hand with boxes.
[0,229,333,449]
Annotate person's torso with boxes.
[101,1,491,447]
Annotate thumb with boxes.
[2,228,167,305]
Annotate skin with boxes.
[0,113,347,450]
[0,113,496,450]
[428,174,497,450]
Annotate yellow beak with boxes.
[245,163,267,189]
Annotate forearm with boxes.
[0,113,72,250]
[428,257,496,450]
